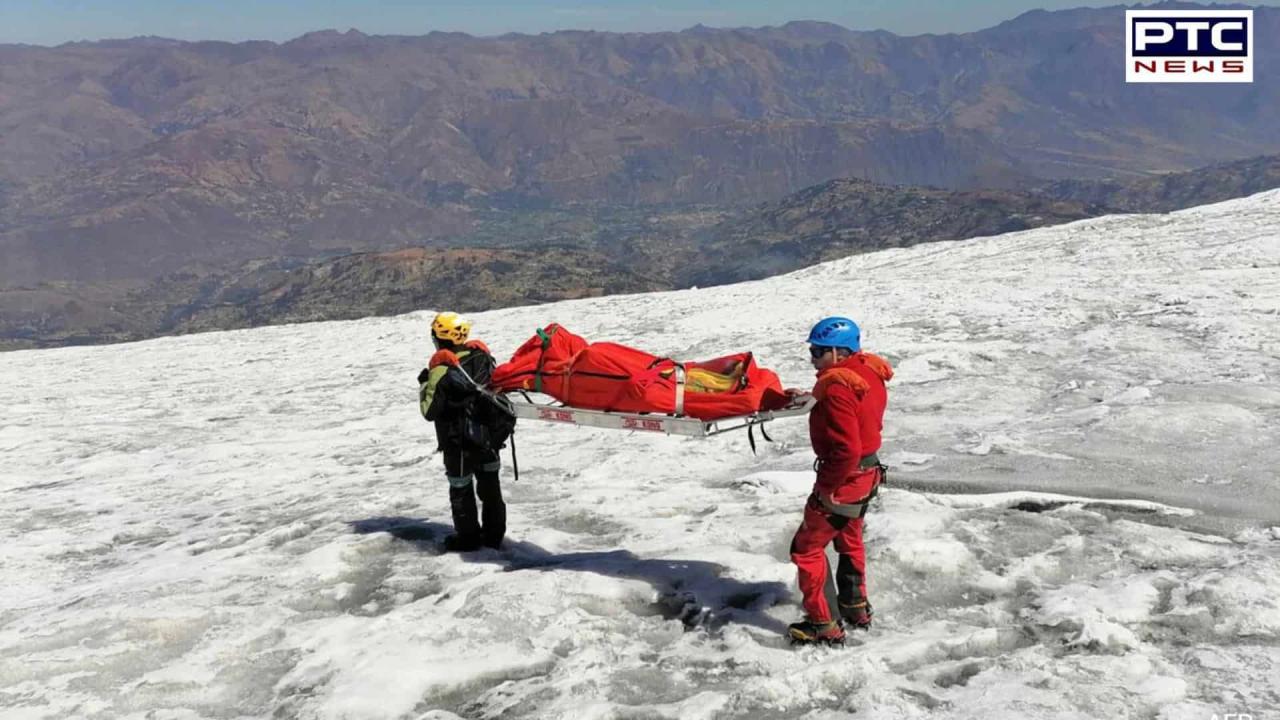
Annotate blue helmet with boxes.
[807,316,861,352]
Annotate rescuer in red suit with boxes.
[787,316,893,645]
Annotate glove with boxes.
[464,339,491,355]
[430,349,460,369]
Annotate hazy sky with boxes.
[2,0,1279,45]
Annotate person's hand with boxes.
[783,387,814,408]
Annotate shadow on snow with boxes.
[349,516,791,635]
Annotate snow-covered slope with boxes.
[2,191,1279,718]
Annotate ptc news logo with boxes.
[1126,9,1254,83]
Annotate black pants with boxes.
[444,445,505,547]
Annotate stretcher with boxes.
[504,390,816,443]
[491,324,814,451]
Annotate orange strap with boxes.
[429,349,460,368]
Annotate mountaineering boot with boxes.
[839,600,873,631]
[788,618,846,645]
[448,479,482,550]
[443,533,483,553]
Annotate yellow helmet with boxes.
[431,311,471,344]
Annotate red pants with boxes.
[790,471,876,623]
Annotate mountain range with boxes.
[2,3,1278,287]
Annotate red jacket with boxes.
[808,352,893,498]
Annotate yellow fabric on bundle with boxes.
[660,362,745,394]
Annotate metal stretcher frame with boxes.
[505,392,817,438]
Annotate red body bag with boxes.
[491,324,789,420]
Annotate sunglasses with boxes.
[809,345,834,359]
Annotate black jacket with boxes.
[418,346,495,447]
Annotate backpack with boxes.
[460,390,516,453]
[456,351,518,454]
